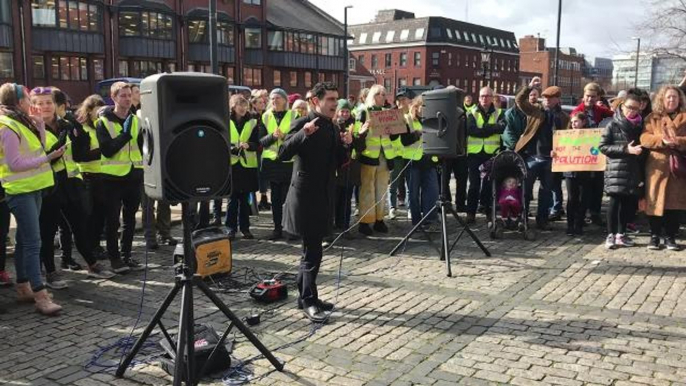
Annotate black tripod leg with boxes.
[440,202,452,277]
[173,281,194,386]
[447,206,491,257]
[195,279,285,371]
[389,205,438,256]
[116,283,182,378]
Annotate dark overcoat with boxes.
[278,112,348,239]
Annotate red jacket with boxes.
[570,102,614,127]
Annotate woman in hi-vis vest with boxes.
[354,85,400,236]
[0,83,63,315]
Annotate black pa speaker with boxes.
[139,73,231,201]
[421,88,467,158]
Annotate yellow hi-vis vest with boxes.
[402,115,438,162]
[353,107,396,160]
[0,116,54,195]
[261,109,294,162]
[230,119,258,168]
[99,115,142,177]
[467,107,502,155]
[45,130,82,180]
[78,124,101,174]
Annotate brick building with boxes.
[347,10,520,100]
[518,35,584,100]
[0,0,347,103]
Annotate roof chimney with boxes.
[375,9,416,23]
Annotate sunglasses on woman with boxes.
[30,86,55,95]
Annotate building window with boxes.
[399,29,409,41]
[372,31,381,43]
[371,55,378,69]
[245,28,262,49]
[399,52,407,67]
[398,77,407,88]
[32,55,44,79]
[93,58,104,80]
[188,20,234,45]
[127,60,163,77]
[272,70,281,87]
[318,72,325,83]
[226,67,235,84]
[385,30,395,43]
[456,53,461,67]
[429,28,441,38]
[414,52,421,67]
[383,78,391,91]
[319,36,328,55]
[0,0,10,25]
[31,0,101,32]
[119,11,173,39]
[359,32,367,44]
[243,67,262,87]
[385,53,392,68]
[268,30,284,51]
[415,28,424,39]
[243,0,261,4]
[290,71,297,87]
[448,53,452,66]
[359,55,365,67]
[446,29,453,39]
[413,77,421,86]
[51,55,88,81]
[304,72,312,88]
[473,55,477,68]
[0,52,13,78]
[118,60,129,77]
[432,52,440,67]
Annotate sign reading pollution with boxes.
[552,129,607,172]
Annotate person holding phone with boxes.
[599,91,645,249]
[0,83,62,315]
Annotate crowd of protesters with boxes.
[2,71,686,318]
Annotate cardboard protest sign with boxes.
[552,129,607,172]
[369,109,408,136]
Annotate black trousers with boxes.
[334,184,355,229]
[0,201,10,271]
[298,234,323,306]
[40,178,97,273]
[58,215,72,260]
[225,191,250,232]
[649,210,681,238]
[102,177,141,259]
[84,175,106,254]
[588,172,604,216]
[566,175,591,232]
[270,181,289,231]
[467,153,492,215]
[607,195,634,235]
[442,156,468,209]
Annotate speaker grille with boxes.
[164,124,231,201]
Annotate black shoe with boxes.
[158,235,178,246]
[110,257,131,274]
[536,219,549,230]
[466,213,476,224]
[302,305,329,323]
[665,237,681,251]
[591,215,605,227]
[242,231,255,240]
[60,258,83,271]
[287,233,300,241]
[297,298,335,311]
[146,241,160,250]
[227,230,236,241]
[268,229,283,240]
[566,227,575,236]
[549,212,563,222]
[373,221,388,233]
[123,256,144,271]
[647,235,661,250]
[359,223,373,236]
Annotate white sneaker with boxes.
[605,234,616,250]
[388,208,397,220]
[615,234,635,248]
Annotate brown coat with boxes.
[640,112,686,216]
[513,87,570,153]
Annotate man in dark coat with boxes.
[278,82,352,323]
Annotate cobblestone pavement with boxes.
[2,205,686,386]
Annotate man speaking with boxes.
[278,82,352,323]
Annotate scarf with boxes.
[625,113,642,126]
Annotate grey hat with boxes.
[269,88,288,101]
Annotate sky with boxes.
[309,0,650,59]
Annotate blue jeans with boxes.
[525,156,553,222]
[225,191,250,232]
[550,173,564,214]
[388,159,408,209]
[6,191,44,291]
[408,163,439,225]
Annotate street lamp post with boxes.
[632,37,641,88]
[480,44,492,87]
[209,0,218,75]
[344,5,353,97]
[553,0,562,86]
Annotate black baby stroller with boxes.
[486,150,534,240]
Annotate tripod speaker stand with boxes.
[389,160,491,276]
[115,202,284,385]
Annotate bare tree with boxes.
[642,0,686,61]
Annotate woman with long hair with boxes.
[640,85,686,251]
[0,83,63,315]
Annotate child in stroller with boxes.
[498,177,523,228]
